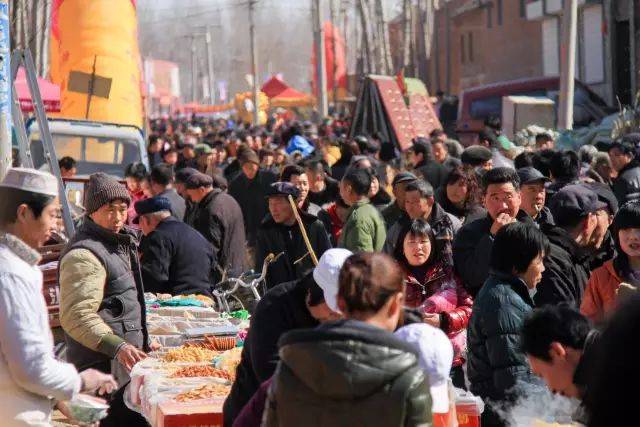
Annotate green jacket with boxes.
[263,319,432,427]
[339,199,386,252]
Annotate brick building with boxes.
[390,0,640,106]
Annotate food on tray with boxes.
[162,347,219,363]
[214,347,242,375]
[186,335,236,351]
[174,383,231,402]
[170,365,233,381]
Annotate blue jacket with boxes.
[467,271,540,404]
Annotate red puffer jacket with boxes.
[404,260,473,366]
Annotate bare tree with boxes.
[375,0,392,75]
[357,0,374,74]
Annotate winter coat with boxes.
[140,217,216,296]
[532,206,555,229]
[228,170,277,247]
[223,277,318,426]
[255,212,331,289]
[190,188,246,278]
[232,378,272,427]
[534,224,592,308]
[435,186,486,225]
[545,179,580,206]
[0,234,81,427]
[467,271,540,426]
[402,261,473,367]
[262,319,432,427]
[382,201,405,229]
[613,159,640,203]
[157,188,186,221]
[414,159,447,189]
[580,260,623,323]
[383,203,461,265]
[308,177,340,208]
[453,211,535,296]
[370,187,393,210]
[339,199,387,252]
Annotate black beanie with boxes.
[84,172,131,216]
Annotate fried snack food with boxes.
[162,347,218,363]
[174,383,231,402]
[185,335,236,351]
[170,365,233,381]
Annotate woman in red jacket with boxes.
[393,218,473,388]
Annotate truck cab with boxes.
[27,118,149,178]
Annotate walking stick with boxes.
[287,195,319,266]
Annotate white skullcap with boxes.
[0,168,59,197]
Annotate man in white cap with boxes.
[0,168,116,426]
[395,323,455,418]
[224,249,350,425]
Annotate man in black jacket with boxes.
[407,137,447,189]
[535,184,607,308]
[148,163,186,221]
[185,172,246,278]
[136,197,216,296]
[516,167,554,228]
[453,167,534,296]
[609,137,640,204]
[228,149,277,248]
[256,182,332,289]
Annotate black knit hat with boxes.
[84,172,131,215]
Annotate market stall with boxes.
[125,293,249,427]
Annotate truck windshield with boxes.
[30,134,141,178]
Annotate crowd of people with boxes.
[1,111,640,427]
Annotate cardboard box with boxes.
[157,399,224,427]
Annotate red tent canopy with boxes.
[261,76,309,100]
[15,67,61,113]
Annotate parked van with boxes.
[456,77,614,146]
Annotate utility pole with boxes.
[190,34,197,102]
[249,0,260,126]
[558,0,577,130]
[330,0,338,105]
[314,0,328,118]
[205,28,215,104]
[0,0,11,180]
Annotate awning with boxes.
[15,67,61,113]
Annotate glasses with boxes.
[489,192,516,203]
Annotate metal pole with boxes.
[249,0,260,125]
[22,50,75,236]
[205,28,216,104]
[0,0,11,180]
[558,0,578,130]
[190,35,197,102]
[314,0,329,118]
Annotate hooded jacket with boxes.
[263,319,432,427]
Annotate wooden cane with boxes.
[287,195,319,266]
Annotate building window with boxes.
[461,34,466,63]
[519,0,526,18]
[468,32,474,62]
[497,0,503,25]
